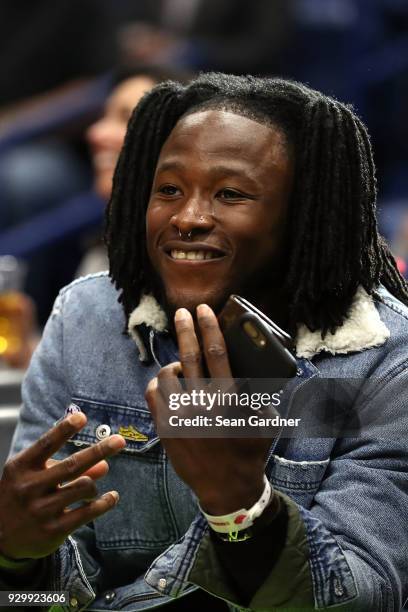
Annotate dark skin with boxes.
[147,110,293,325]
[146,110,294,514]
[0,412,126,560]
[0,110,293,562]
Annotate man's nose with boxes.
[170,196,215,236]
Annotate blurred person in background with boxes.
[77,65,191,277]
[393,214,408,277]
[0,66,190,369]
[24,65,191,326]
[379,205,408,277]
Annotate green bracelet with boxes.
[216,527,254,542]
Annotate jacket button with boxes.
[296,368,302,376]
[158,578,167,590]
[70,597,78,607]
[105,591,116,601]
[95,424,111,440]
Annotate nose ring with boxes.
[179,229,192,240]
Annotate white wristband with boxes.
[199,475,272,534]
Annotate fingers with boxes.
[146,363,184,424]
[29,476,98,520]
[196,304,232,379]
[46,491,120,539]
[145,375,158,413]
[79,461,110,481]
[45,458,109,481]
[15,413,88,468]
[36,435,126,490]
[174,308,203,386]
[156,362,183,380]
[156,362,183,398]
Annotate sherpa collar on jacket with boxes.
[127,286,390,362]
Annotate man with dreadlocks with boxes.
[1,73,408,610]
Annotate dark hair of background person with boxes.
[105,72,408,336]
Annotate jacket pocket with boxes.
[64,397,159,454]
[268,454,330,509]
[61,398,182,567]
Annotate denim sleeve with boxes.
[302,361,408,611]
[1,291,100,610]
[145,363,408,611]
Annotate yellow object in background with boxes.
[0,292,26,358]
[0,256,37,369]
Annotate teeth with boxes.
[170,250,219,260]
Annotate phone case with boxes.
[218,295,297,379]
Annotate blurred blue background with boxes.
[0,0,407,328]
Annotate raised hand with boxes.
[0,412,125,560]
[145,304,273,516]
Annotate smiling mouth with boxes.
[161,241,228,263]
[168,249,225,261]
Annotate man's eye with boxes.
[217,188,246,200]
[158,185,180,196]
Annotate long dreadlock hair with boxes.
[105,72,408,336]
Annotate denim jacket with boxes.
[3,272,408,611]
